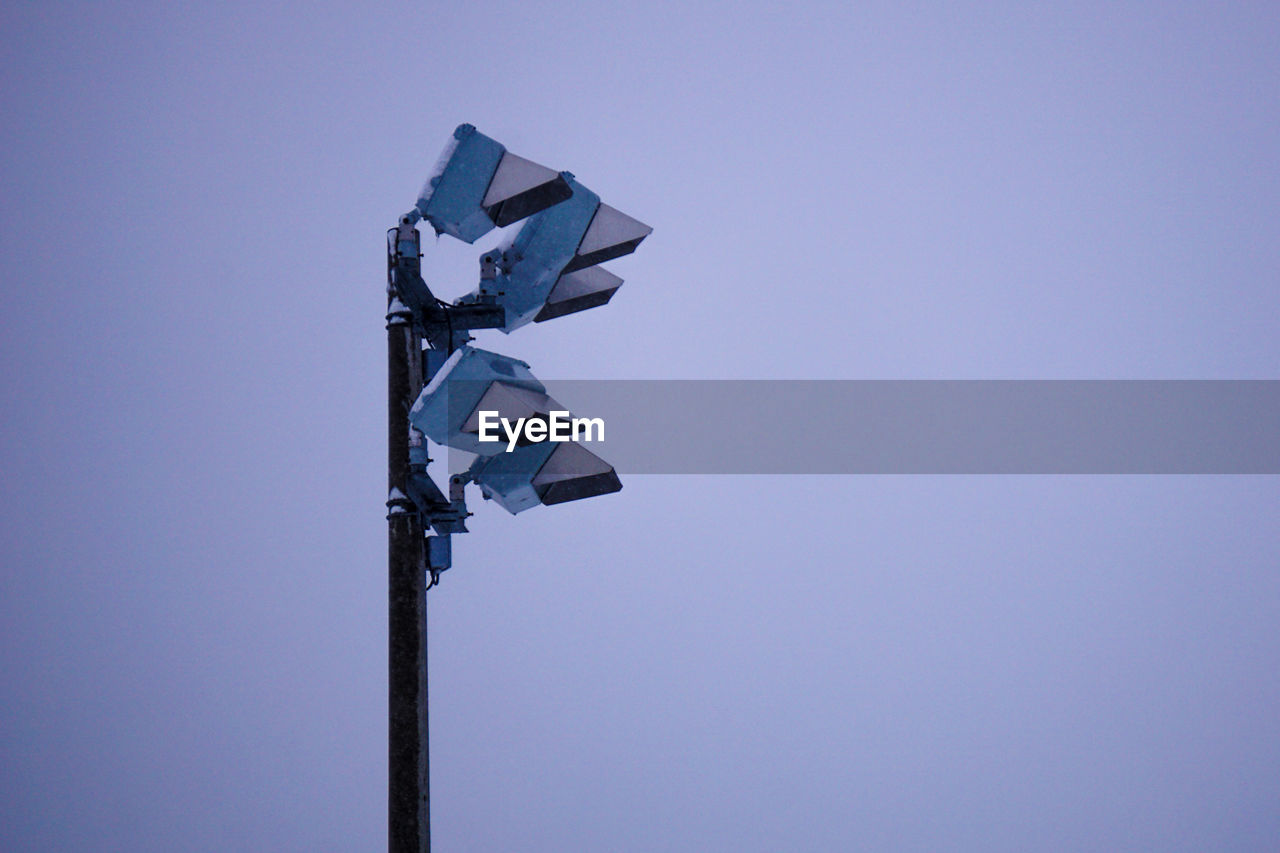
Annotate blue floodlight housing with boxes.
[470,440,621,514]
[414,124,573,243]
[459,176,652,332]
[409,346,559,456]
[408,345,621,514]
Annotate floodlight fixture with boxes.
[408,345,621,514]
[534,265,624,323]
[412,124,572,243]
[409,346,556,456]
[469,439,622,515]
[459,175,652,332]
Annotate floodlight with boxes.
[534,266,624,322]
[469,440,622,514]
[459,176,652,332]
[408,346,556,455]
[414,124,572,243]
[408,344,621,514]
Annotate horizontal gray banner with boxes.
[446,381,1280,474]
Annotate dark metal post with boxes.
[388,301,429,852]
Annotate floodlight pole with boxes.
[385,216,485,853]
[387,298,430,853]
[384,124,647,852]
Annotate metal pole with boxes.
[388,304,429,853]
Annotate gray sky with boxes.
[2,1,1278,850]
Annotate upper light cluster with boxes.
[409,124,652,333]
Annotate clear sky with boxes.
[2,1,1278,850]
